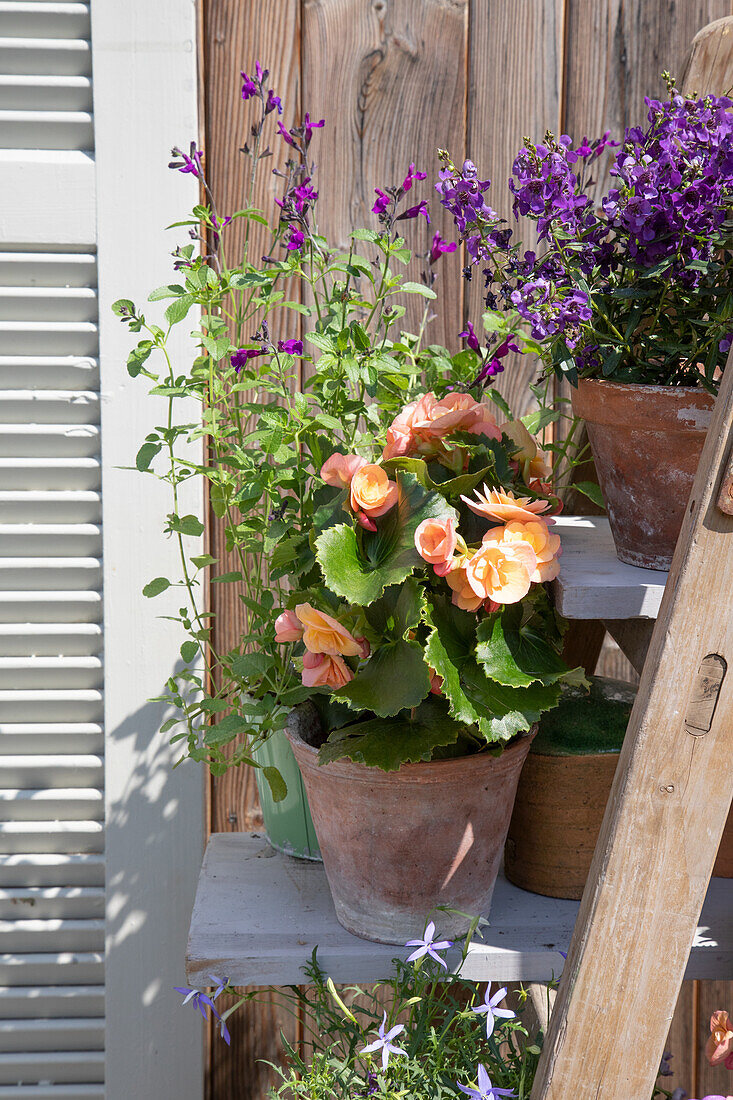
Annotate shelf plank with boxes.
[186,834,732,987]
[552,516,668,620]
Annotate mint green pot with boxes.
[253,726,321,861]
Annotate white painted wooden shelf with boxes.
[551,516,668,620]
[186,833,733,987]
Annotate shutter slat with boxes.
[0,920,103,954]
[0,690,103,722]
[0,357,99,390]
[0,561,101,592]
[0,658,103,688]
[0,493,101,523]
[0,791,103,822]
[0,985,103,1020]
[0,757,102,788]
[0,954,104,988]
[0,889,103,920]
[0,1086,104,1098]
[0,1017,104,1053]
[0,525,101,556]
[0,593,101,624]
[0,463,100,491]
[0,855,104,888]
[0,257,96,288]
[0,323,97,355]
[0,110,92,150]
[0,3,91,40]
[0,626,102,658]
[0,288,97,321]
[0,39,92,78]
[0,1049,104,1085]
[0,425,99,458]
[0,75,92,112]
[0,392,99,423]
[0,726,103,756]
[0,822,103,856]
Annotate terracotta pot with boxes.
[287,715,535,944]
[572,379,715,570]
[505,751,733,899]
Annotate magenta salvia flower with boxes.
[361,1012,407,1071]
[405,920,453,969]
[429,232,457,264]
[471,984,516,1037]
[286,225,305,251]
[277,339,304,355]
[372,188,391,215]
[169,142,203,178]
[302,112,325,143]
[231,348,264,372]
[402,162,427,192]
[396,200,430,225]
[240,67,260,101]
[459,321,481,354]
[277,120,296,147]
[457,1064,516,1100]
[266,89,282,115]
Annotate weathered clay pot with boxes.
[287,716,535,944]
[572,379,715,570]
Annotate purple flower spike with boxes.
[471,985,515,1037]
[372,188,391,215]
[459,321,481,354]
[277,338,304,356]
[457,1064,516,1100]
[405,920,453,969]
[402,162,427,192]
[396,200,430,224]
[429,231,457,264]
[361,1011,408,1072]
[285,226,305,252]
[277,121,296,147]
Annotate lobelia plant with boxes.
[116,61,584,793]
[176,921,685,1100]
[437,74,733,393]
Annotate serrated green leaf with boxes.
[191,554,217,568]
[396,281,437,298]
[315,472,457,603]
[127,341,153,377]
[169,513,204,537]
[180,640,198,664]
[148,284,185,302]
[165,293,196,325]
[211,571,243,583]
[335,638,430,716]
[351,227,381,243]
[231,652,273,680]
[205,713,250,745]
[460,662,560,740]
[382,456,499,499]
[143,576,170,598]
[364,577,425,639]
[573,480,605,508]
[112,298,135,317]
[318,696,463,770]
[475,605,569,688]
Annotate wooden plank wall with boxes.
[201,2,733,1096]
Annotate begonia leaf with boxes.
[475,605,570,688]
[318,697,463,771]
[335,637,431,717]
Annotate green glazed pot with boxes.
[253,726,321,861]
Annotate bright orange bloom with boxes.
[301,651,353,689]
[320,452,366,487]
[445,563,483,612]
[350,464,398,518]
[414,517,457,571]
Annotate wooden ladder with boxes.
[531,21,733,1098]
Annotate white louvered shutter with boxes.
[0,2,104,1095]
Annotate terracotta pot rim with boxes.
[287,725,537,785]
[575,377,715,400]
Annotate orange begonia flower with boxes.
[350,464,398,518]
[465,539,537,605]
[461,485,552,525]
[706,1010,733,1069]
[483,519,562,583]
[301,651,353,689]
[295,603,362,657]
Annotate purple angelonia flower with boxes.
[231,348,264,372]
[277,338,304,356]
[361,1012,407,1072]
[405,920,453,969]
[457,1064,516,1100]
[266,89,283,115]
[396,200,430,224]
[459,321,481,354]
[372,188,391,215]
[429,231,457,264]
[402,162,427,192]
[471,985,516,1037]
[169,142,203,178]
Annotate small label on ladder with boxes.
[684,654,727,735]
